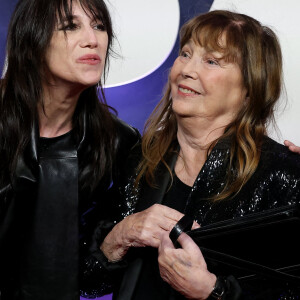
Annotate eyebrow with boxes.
[183,41,225,59]
[60,14,102,24]
[58,15,79,23]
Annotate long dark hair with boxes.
[0,0,116,194]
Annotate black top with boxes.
[105,136,300,300]
[0,114,141,300]
[18,131,79,300]
[133,175,191,300]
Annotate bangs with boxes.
[56,0,112,31]
[51,0,113,80]
[180,14,245,64]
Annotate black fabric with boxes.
[186,204,300,284]
[79,118,141,298]
[0,115,141,300]
[0,131,79,300]
[169,215,194,246]
[19,131,79,299]
[132,176,191,300]
[113,136,300,300]
[163,175,191,212]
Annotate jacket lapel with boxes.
[184,139,231,224]
[116,152,178,300]
[135,151,178,212]
[0,122,39,251]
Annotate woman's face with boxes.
[170,39,247,126]
[44,1,108,88]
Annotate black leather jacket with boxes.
[81,136,300,300]
[0,114,140,299]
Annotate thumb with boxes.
[177,232,204,259]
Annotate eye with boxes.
[180,50,190,59]
[204,57,220,67]
[58,22,78,31]
[93,23,106,31]
[207,59,218,65]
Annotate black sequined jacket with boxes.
[81,136,300,299]
[0,114,140,299]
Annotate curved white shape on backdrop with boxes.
[211,0,300,144]
[104,0,180,88]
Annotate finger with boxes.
[157,204,185,222]
[159,231,175,252]
[158,218,182,232]
[284,140,300,154]
[284,141,300,154]
[291,146,300,154]
[150,204,185,231]
[192,221,201,229]
[284,140,294,147]
[177,232,204,259]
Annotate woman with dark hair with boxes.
[88,10,300,299]
[0,0,140,299]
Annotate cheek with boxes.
[169,59,181,82]
[46,43,69,69]
[169,68,176,85]
[213,74,243,97]
[99,34,109,56]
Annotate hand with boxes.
[100,204,200,262]
[158,232,216,300]
[284,140,300,154]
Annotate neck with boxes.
[38,83,84,138]
[175,116,227,186]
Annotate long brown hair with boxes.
[137,10,283,200]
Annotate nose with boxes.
[181,58,198,80]
[80,27,98,49]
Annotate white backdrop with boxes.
[211,0,300,145]
[105,0,180,87]
[105,0,300,145]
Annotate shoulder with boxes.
[113,115,141,147]
[110,116,141,199]
[259,136,300,184]
[112,115,141,154]
[262,136,300,167]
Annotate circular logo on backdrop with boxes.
[104,0,214,133]
[105,0,180,87]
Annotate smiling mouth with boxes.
[178,86,200,95]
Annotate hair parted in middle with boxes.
[136,10,283,200]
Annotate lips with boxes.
[178,84,200,95]
[76,54,101,65]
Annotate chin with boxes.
[78,77,101,87]
[78,71,102,85]
[85,80,100,86]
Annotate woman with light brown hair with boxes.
[84,10,300,299]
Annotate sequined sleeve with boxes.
[79,144,141,297]
[79,187,135,298]
[80,246,128,298]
